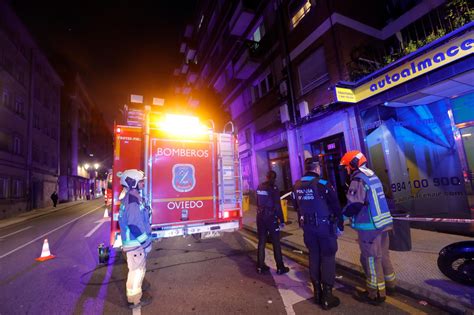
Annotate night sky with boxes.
[11,0,197,129]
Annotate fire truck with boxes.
[109,108,242,247]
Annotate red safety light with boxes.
[116,127,121,133]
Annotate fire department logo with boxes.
[172,164,196,192]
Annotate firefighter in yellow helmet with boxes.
[117,169,152,309]
[340,151,396,305]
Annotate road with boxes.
[0,199,447,314]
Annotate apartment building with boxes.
[0,1,62,218]
[177,0,473,219]
[59,72,112,202]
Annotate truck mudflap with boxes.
[151,220,240,239]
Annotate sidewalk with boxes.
[243,205,474,314]
[0,199,87,229]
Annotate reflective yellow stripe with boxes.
[367,257,377,288]
[371,188,382,216]
[385,272,396,281]
[153,196,214,202]
[378,282,386,290]
[374,217,393,228]
[136,232,148,243]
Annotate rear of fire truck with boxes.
[109,109,242,247]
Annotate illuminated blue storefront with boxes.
[336,23,474,224]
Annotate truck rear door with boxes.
[149,130,216,226]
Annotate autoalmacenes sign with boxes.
[335,29,473,103]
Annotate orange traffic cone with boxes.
[35,239,55,262]
[103,208,109,218]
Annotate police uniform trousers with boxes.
[358,230,396,298]
[126,247,147,304]
[257,213,284,269]
[303,222,338,286]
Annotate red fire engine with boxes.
[109,109,242,247]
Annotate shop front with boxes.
[335,23,473,227]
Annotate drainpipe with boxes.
[26,48,35,210]
[277,0,297,124]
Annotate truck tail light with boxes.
[223,210,240,219]
[116,127,121,133]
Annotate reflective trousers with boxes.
[358,230,396,298]
[257,214,284,269]
[126,247,147,304]
[303,223,338,286]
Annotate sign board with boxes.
[335,31,473,103]
[150,133,215,225]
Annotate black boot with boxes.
[321,283,340,310]
[312,281,322,305]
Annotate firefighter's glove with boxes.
[336,227,343,237]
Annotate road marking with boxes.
[0,205,103,260]
[243,233,425,314]
[0,226,32,239]
[85,219,107,238]
[243,236,311,315]
[354,286,427,315]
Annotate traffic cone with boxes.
[103,208,109,218]
[35,239,55,262]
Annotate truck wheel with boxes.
[437,241,474,286]
[192,233,202,241]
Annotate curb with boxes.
[242,223,474,315]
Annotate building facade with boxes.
[59,73,112,202]
[176,0,473,224]
[0,1,62,218]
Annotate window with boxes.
[0,131,11,152]
[2,90,10,107]
[0,177,9,199]
[13,136,21,155]
[250,72,275,103]
[289,0,312,29]
[250,22,265,42]
[33,114,40,129]
[12,179,23,198]
[298,46,328,94]
[14,98,24,116]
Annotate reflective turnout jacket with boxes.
[345,168,393,231]
[118,189,152,251]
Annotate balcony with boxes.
[233,35,272,80]
[186,62,199,84]
[185,45,197,62]
[229,0,259,36]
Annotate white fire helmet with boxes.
[116,169,145,189]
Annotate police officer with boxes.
[340,150,396,305]
[118,169,153,309]
[293,158,342,310]
[256,170,290,275]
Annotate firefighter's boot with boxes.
[321,283,340,310]
[312,281,322,305]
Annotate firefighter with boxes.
[340,150,396,305]
[256,170,290,275]
[293,158,342,310]
[117,169,153,309]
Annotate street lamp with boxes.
[94,163,100,170]
[84,163,90,170]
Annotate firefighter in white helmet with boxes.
[117,169,152,309]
